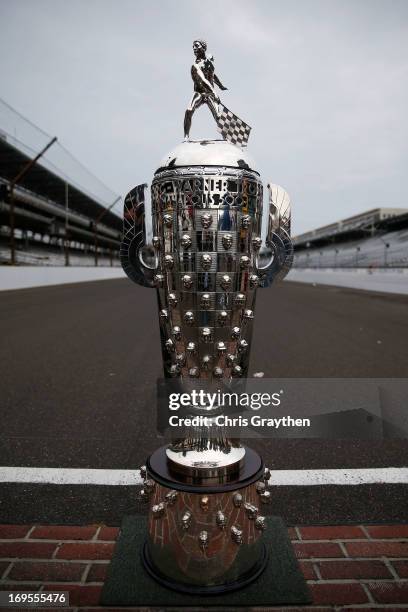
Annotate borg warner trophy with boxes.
[121,40,293,594]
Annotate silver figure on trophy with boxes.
[121,40,293,593]
[184,39,228,140]
[184,39,252,146]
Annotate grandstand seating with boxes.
[0,99,122,267]
[294,226,408,268]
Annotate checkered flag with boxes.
[217,105,251,147]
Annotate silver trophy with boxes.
[121,40,293,593]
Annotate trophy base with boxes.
[100,515,312,606]
[142,445,268,592]
[142,539,268,594]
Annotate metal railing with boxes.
[0,98,123,266]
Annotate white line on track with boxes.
[0,467,407,486]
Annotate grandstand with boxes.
[0,99,122,267]
[294,208,408,269]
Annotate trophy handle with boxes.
[120,183,158,288]
[257,183,294,287]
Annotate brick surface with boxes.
[0,561,10,578]
[56,542,114,560]
[287,527,298,540]
[31,526,98,541]
[43,584,102,606]
[345,541,408,557]
[293,542,344,559]
[366,524,408,539]
[299,561,316,579]
[368,581,408,604]
[299,525,365,540]
[1,521,408,609]
[80,609,334,612]
[317,559,392,579]
[8,561,85,582]
[392,559,408,578]
[309,582,368,605]
[97,527,119,541]
[0,542,56,558]
[338,609,392,612]
[86,563,109,583]
[0,525,30,539]
[0,583,42,591]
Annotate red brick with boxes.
[317,559,392,579]
[0,561,10,577]
[8,561,85,582]
[17,609,76,612]
[392,560,408,578]
[299,561,316,579]
[80,609,333,612]
[287,527,298,540]
[366,524,408,539]
[97,526,119,541]
[86,562,109,583]
[368,582,408,604]
[79,610,189,612]
[299,525,365,540]
[0,542,56,558]
[310,582,368,605]
[345,541,408,557]
[56,542,114,560]
[43,584,102,606]
[337,609,386,612]
[0,525,30,539]
[31,525,97,540]
[19,609,76,612]
[293,542,344,559]
[0,584,42,591]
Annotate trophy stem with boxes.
[165,421,246,482]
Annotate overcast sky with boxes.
[1,0,407,235]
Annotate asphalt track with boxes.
[1,278,407,524]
